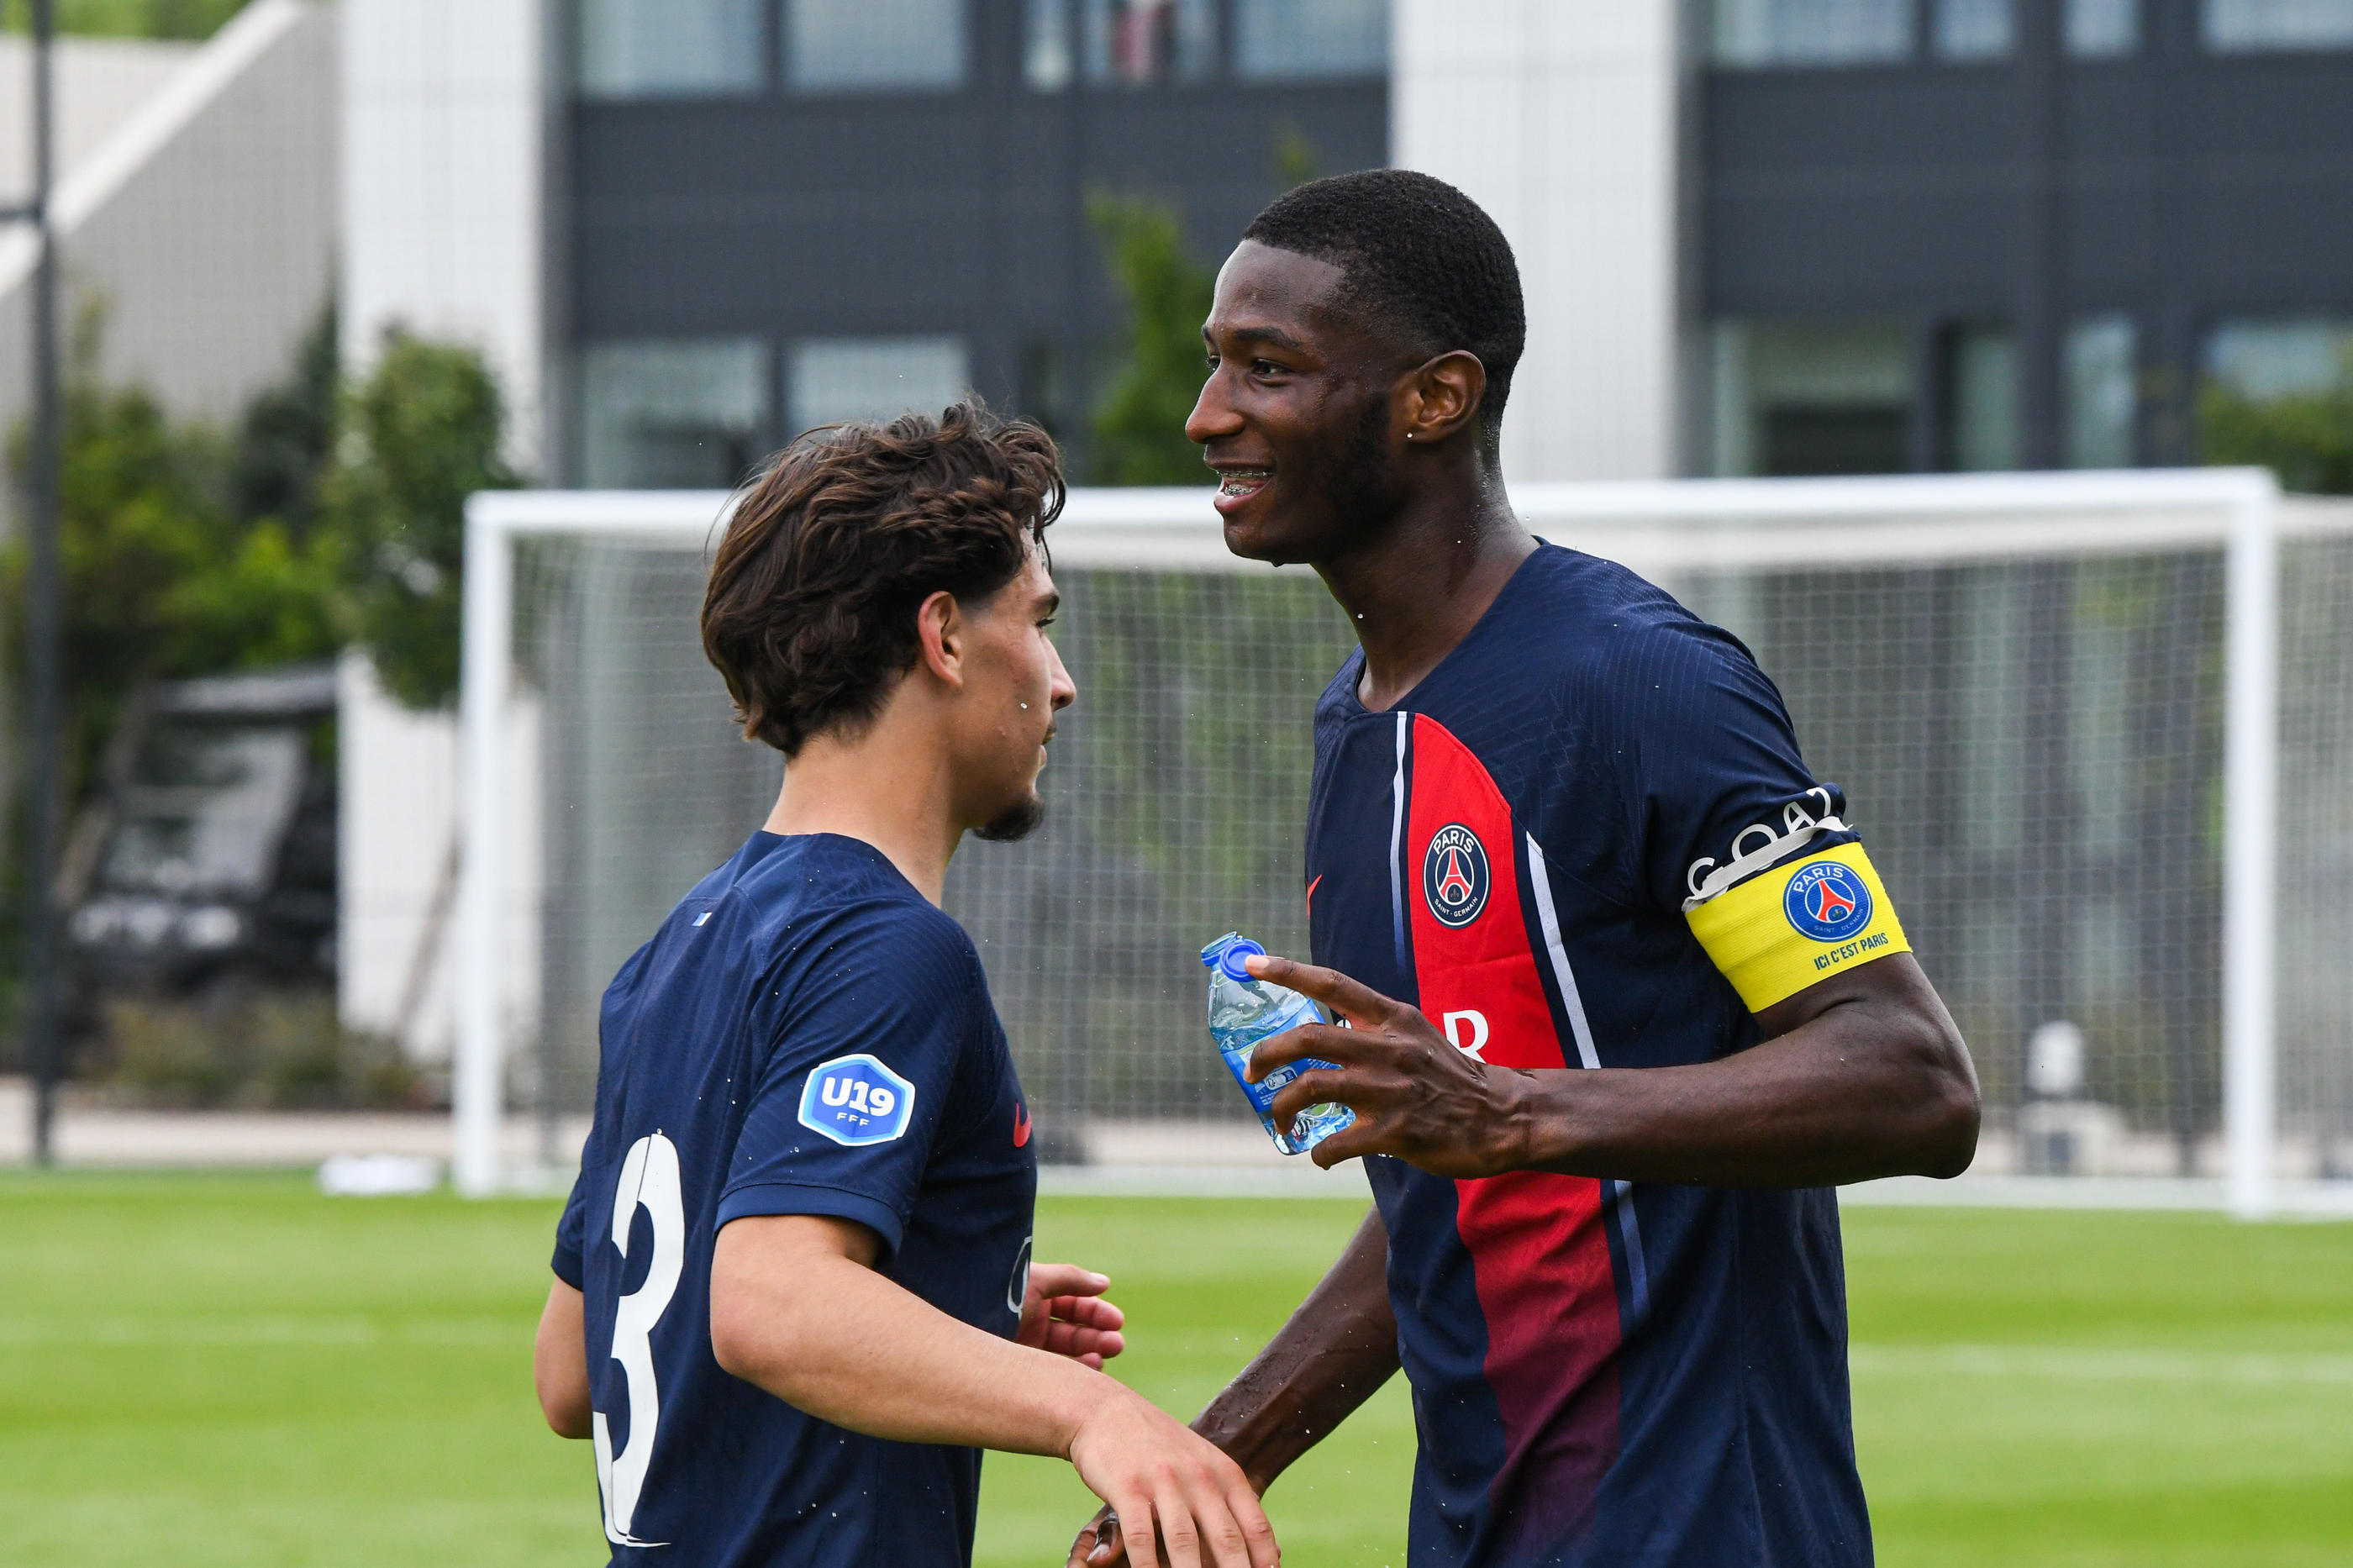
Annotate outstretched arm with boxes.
[1071,1207,1400,1567]
[1249,951,1979,1187]
[713,1214,1276,1568]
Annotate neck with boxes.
[763,715,963,904]
[1317,459,1534,712]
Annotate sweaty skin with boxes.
[1066,239,1979,1568]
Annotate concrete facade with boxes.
[0,2,335,506]
[340,0,548,465]
[1392,0,1683,482]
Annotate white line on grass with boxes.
[1849,1344,2353,1384]
[0,1317,525,1347]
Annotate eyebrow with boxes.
[1039,590,1062,617]
[1206,323,1308,353]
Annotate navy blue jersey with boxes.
[1307,545,1901,1566]
[553,832,1037,1568]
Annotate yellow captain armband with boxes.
[1683,842,1910,1013]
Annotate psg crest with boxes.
[1423,823,1492,929]
[1784,860,1873,943]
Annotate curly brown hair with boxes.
[701,400,1065,759]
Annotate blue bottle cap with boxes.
[1201,933,1266,983]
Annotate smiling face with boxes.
[1185,240,1424,566]
[945,549,1074,842]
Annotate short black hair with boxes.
[1241,169,1525,445]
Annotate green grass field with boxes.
[0,1175,2347,1567]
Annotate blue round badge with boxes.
[1784,860,1873,943]
[1422,823,1492,929]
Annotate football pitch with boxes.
[0,1175,2346,1567]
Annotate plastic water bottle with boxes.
[1202,932,1356,1156]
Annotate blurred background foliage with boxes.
[0,0,247,39]
[4,311,512,811]
[1087,193,1217,487]
[2200,350,2353,496]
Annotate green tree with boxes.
[1087,194,1217,486]
[6,308,346,794]
[325,332,519,710]
[0,0,248,39]
[2201,353,2353,495]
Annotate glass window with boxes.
[2206,318,2353,399]
[2204,0,2353,50]
[789,337,971,433]
[2068,0,2140,54]
[579,339,770,490]
[1083,0,1215,85]
[1935,0,2014,59]
[789,0,967,91]
[1235,0,1388,80]
[1949,325,2019,471]
[577,0,764,99]
[1027,0,1076,89]
[1710,320,1913,476]
[1712,0,1913,66]
[2066,314,2138,468]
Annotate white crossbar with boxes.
[456,469,2301,1208]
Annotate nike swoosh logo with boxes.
[1013,1105,1032,1148]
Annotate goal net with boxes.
[455,472,2353,1214]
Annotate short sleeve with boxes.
[715,902,982,1261]
[1610,619,1909,1010]
[551,1160,589,1289]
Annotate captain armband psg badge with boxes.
[1682,842,1911,1013]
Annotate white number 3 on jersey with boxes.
[594,1132,684,1548]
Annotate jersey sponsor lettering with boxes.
[1440,1008,1491,1059]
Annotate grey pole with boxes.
[22,0,65,1166]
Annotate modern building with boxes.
[337,2,2353,1113]
[344,0,2353,492]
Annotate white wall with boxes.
[0,34,198,195]
[340,652,540,1063]
[0,2,336,480]
[340,0,547,471]
[1391,0,1683,482]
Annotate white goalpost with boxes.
[455,470,2353,1217]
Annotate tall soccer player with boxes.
[1069,173,1982,1567]
[534,403,1279,1568]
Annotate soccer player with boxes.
[1069,173,1982,1566]
[533,403,1278,1568]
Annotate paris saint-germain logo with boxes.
[1784,860,1873,943]
[1422,823,1492,929]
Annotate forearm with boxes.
[712,1232,1110,1458]
[1511,973,1978,1187]
[534,1279,593,1438]
[1192,1207,1400,1492]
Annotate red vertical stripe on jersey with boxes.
[1403,713,1621,1551]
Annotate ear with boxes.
[913,590,965,689]
[1402,351,1488,445]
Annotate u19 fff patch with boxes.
[1783,859,1874,943]
[798,1054,917,1147]
[1422,823,1492,929]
